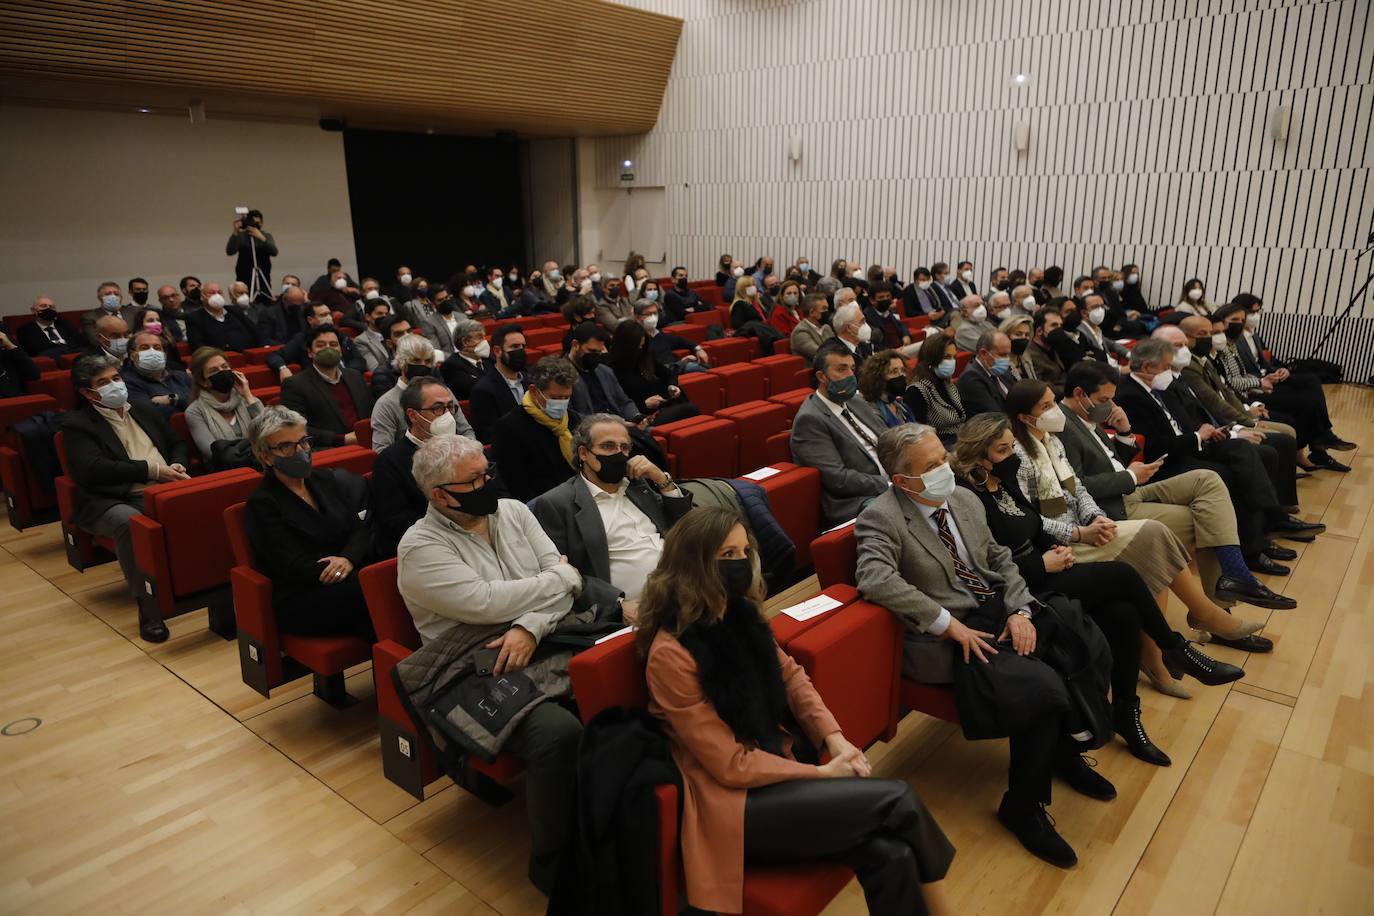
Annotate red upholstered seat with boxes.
[243,346,281,365]
[241,364,277,388]
[751,463,822,567]
[768,583,859,647]
[773,337,792,355]
[752,354,808,395]
[29,371,76,411]
[768,387,811,423]
[668,322,707,344]
[810,522,858,588]
[764,429,790,466]
[353,418,372,449]
[523,326,565,348]
[954,350,974,378]
[700,336,758,366]
[0,394,60,528]
[717,401,790,476]
[251,386,281,405]
[899,679,960,723]
[654,417,739,478]
[52,431,117,570]
[787,601,903,746]
[685,308,724,329]
[712,362,769,406]
[903,315,931,333]
[741,867,855,916]
[676,371,723,414]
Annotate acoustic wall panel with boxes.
[591,0,1374,378]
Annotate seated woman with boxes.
[1174,277,1216,317]
[184,347,265,468]
[904,332,966,446]
[1004,381,1255,696]
[859,350,916,427]
[767,279,805,337]
[244,405,375,642]
[607,321,698,426]
[640,506,956,916]
[122,330,193,416]
[1000,314,1036,381]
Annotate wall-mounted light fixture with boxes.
[1272,105,1291,143]
[1013,121,1030,153]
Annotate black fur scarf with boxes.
[676,596,792,756]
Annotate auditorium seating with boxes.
[652,415,738,478]
[716,401,791,475]
[358,557,526,803]
[752,353,808,395]
[712,361,769,406]
[353,418,372,449]
[675,371,723,414]
[52,430,117,570]
[699,336,758,365]
[0,393,60,529]
[750,463,822,568]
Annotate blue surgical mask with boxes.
[992,356,1012,373]
[107,337,129,358]
[101,294,121,311]
[935,358,957,379]
[135,349,166,372]
[542,396,570,420]
[91,379,129,410]
[644,290,659,302]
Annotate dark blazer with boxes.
[864,307,908,349]
[270,330,366,374]
[121,366,194,416]
[948,278,977,300]
[491,405,582,502]
[0,345,40,397]
[18,318,81,357]
[279,367,375,447]
[245,467,372,609]
[60,402,188,529]
[531,474,694,595]
[1027,340,1068,394]
[469,365,524,443]
[729,298,771,331]
[81,305,139,347]
[1113,375,1203,463]
[571,364,639,421]
[186,308,264,353]
[955,358,1014,417]
[1056,408,1140,520]
[439,353,490,400]
[369,435,426,557]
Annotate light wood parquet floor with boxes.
[2,385,1372,915]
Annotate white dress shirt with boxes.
[582,475,667,600]
[817,392,881,469]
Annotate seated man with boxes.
[492,356,581,502]
[423,288,465,356]
[661,264,708,323]
[567,322,640,421]
[1114,339,1322,572]
[957,329,1016,415]
[366,314,417,398]
[273,301,367,375]
[86,313,131,362]
[469,324,528,442]
[532,413,692,615]
[122,330,192,415]
[1075,293,1131,362]
[186,283,266,353]
[352,296,394,372]
[828,293,876,365]
[62,355,190,642]
[372,378,476,556]
[81,280,137,347]
[864,282,911,350]
[1027,306,1068,394]
[953,293,996,353]
[250,279,302,345]
[438,318,491,399]
[371,334,472,453]
[280,325,374,449]
[789,292,836,362]
[0,327,40,397]
[790,344,889,528]
[19,295,81,357]
[1058,359,1295,623]
[398,434,587,894]
[857,422,1106,869]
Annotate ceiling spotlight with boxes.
[1011,72,1031,86]
[622,159,634,168]
[138,107,151,113]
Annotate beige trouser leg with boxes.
[1124,468,1240,606]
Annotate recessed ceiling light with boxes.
[622,159,634,168]
[137,107,151,113]
[1011,72,1031,85]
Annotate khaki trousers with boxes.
[1123,468,1239,606]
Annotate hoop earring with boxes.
[969,466,991,488]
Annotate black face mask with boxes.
[589,450,629,485]
[675,278,688,290]
[500,349,527,372]
[1224,323,1245,340]
[989,452,1021,482]
[1062,311,1083,330]
[1011,337,1030,355]
[405,363,435,381]
[874,299,893,313]
[441,482,499,516]
[436,299,455,314]
[37,308,59,322]
[1191,338,1213,357]
[185,287,202,302]
[884,376,906,398]
[718,558,753,598]
[208,369,237,394]
[580,351,604,371]
[131,290,148,305]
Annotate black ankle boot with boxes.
[1115,699,1171,766]
[1162,641,1244,686]
[997,794,1078,868]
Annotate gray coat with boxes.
[354,330,391,373]
[789,392,888,528]
[856,486,1033,684]
[423,313,459,355]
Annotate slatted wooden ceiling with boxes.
[0,0,682,136]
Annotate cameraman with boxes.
[225,208,278,302]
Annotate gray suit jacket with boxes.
[353,330,391,373]
[789,319,834,362]
[789,393,888,528]
[856,486,1033,684]
[422,313,459,355]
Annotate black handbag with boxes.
[1034,594,1114,750]
[209,437,261,472]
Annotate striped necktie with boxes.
[932,508,995,602]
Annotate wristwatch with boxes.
[655,472,675,492]
[1015,608,1034,620]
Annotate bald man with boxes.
[19,295,81,357]
[154,285,188,343]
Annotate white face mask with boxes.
[1022,295,1036,310]
[464,285,481,299]
[589,272,602,283]
[1211,333,1228,351]
[902,461,956,503]
[1111,280,1125,291]
[1150,368,1176,391]
[280,283,293,294]
[234,294,250,307]
[472,340,491,358]
[333,277,347,290]
[491,276,503,289]
[1088,306,1106,326]
[960,270,974,283]
[1033,404,1067,433]
[641,314,659,331]
[918,281,931,291]
[856,322,873,343]
[579,279,593,293]
[970,305,987,322]
[1172,347,1192,371]
[1126,273,1139,285]
[732,266,745,278]
[426,410,458,438]
[207,293,226,308]
[399,273,413,285]
[1187,288,1204,301]
[365,289,380,301]
[1245,314,1260,331]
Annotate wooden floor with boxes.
[3,386,1373,915]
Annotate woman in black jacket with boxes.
[951,413,1237,767]
[608,321,699,426]
[245,404,375,641]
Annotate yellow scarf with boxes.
[522,389,573,466]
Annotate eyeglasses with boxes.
[441,464,495,493]
[417,402,458,417]
[266,435,313,457]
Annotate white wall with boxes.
[0,104,357,314]
[584,0,1374,379]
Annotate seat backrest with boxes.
[755,464,821,567]
[224,502,253,567]
[353,418,373,449]
[53,430,70,475]
[0,394,58,438]
[568,632,647,724]
[787,600,902,747]
[811,522,858,588]
[358,557,422,648]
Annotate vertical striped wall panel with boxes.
[526,138,579,269]
[588,0,1374,379]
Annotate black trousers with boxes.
[1261,371,1332,446]
[745,778,955,916]
[275,575,377,642]
[1250,432,1298,505]
[1041,561,1181,717]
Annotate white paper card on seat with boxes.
[781,594,844,621]
[742,466,781,481]
[595,625,635,645]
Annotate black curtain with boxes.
[342,128,525,288]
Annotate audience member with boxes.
[0,328,40,397]
[639,505,956,914]
[422,285,463,355]
[1075,293,1131,361]
[607,322,698,424]
[566,322,640,422]
[635,300,711,374]
[62,355,189,641]
[1174,278,1216,316]
[398,433,585,892]
[273,302,366,374]
[371,334,469,453]
[130,306,182,366]
[594,281,635,330]
[790,345,888,528]
[19,295,80,357]
[122,331,191,415]
[184,347,264,467]
[469,324,527,442]
[366,315,418,397]
[905,333,967,445]
[244,405,375,641]
[153,284,191,343]
[492,356,581,501]
[353,297,395,371]
[947,261,977,299]
[371,378,464,556]
[81,280,137,347]
[864,282,911,350]
[87,313,130,362]
[902,267,948,325]
[1027,307,1068,393]
[280,325,374,448]
[662,265,704,323]
[952,295,995,353]
[386,264,415,303]
[186,283,265,353]
[790,292,836,362]
[858,350,916,427]
[438,319,490,399]
[958,330,1015,415]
